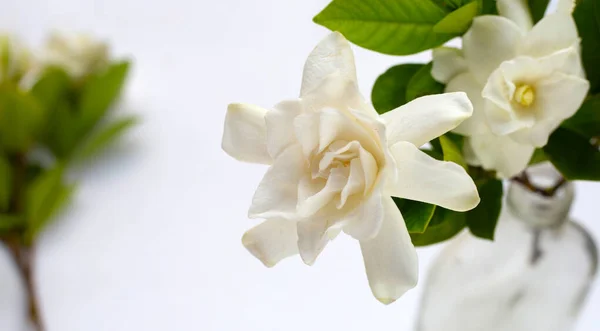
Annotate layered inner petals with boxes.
[300,139,380,217]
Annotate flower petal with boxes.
[484,100,534,136]
[468,133,535,178]
[343,189,384,241]
[339,158,365,207]
[300,32,357,97]
[382,92,473,147]
[265,99,304,159]
[445,73,489,136]
[222,103,271,164]
[242,219,299,267]
[297,218,332,266]
[387,141,480,212]
[556,0,576,14]
[297,167,347,218]
[497,0,533,31]
[525,72,589,146]
[249,144,305,219]
[360,196,418,305]
[318,108,381,159]
[519,13,579,58]
[431,47,467,84]
[463,16,523,84]
[539,46,585,77]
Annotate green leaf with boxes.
[439,134,467,169]
[74,116,138,161]
[371,64,423,114]
[434,1,480,34]
[410,207,466,246]
[528,0,550,24]
[466,178,503,240]
[479,0,499,15]
[574,0,600,94]
[78,61,130,133]
[394,198,437,233]
[0,214,25,235]
[45,99,80,158]
[0,88,45,152]
[0,154,11,211]
[405,62,445,102]
[24,165,75,243]
[30,67,71,112]
[562,96,600,138]
[528,148,547,165]
[543,128,600,181]
[313,0,455,55]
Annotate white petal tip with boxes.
[300,255,316,266]
[376,297,397,305]
[242,234,276,268]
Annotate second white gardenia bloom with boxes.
[223,32,480,304]
[432,5,589,178]
[42,32,109,78]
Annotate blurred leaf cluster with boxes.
[0,33,136,245]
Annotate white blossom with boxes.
[42,32,109,78]
[432,6,589,178]
[223,32,480,304]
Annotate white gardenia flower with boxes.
[223,32,480,304]
[42,32,109,78]
[432,4,589,178]
[0,35,31,83]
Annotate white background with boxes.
[1,0,599,330]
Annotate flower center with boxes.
[513,84,535,107]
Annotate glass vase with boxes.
[415,164,598,331]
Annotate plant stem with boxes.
[1,152,45,331]
[511,171,566,197]
[5,239,44,331]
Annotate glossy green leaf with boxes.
[0,88,45,152]
[394,198,437,233]
[562,96,600,139]
[466,178,503,240]
[371,64,423,114]
[574,0,600,94]
[434,1,480,34]
[0,154,11,211]
[313,0,454,55]
[78,61,130,133]
[544,128,600,181]
[30,67,71,112]
[45,100,79,158]
[439,134,467,169]
[24,165,74,243]
[528,0,550,23]
[75,116,138,161]
[405,62,445,102]
[410,207,466,246]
